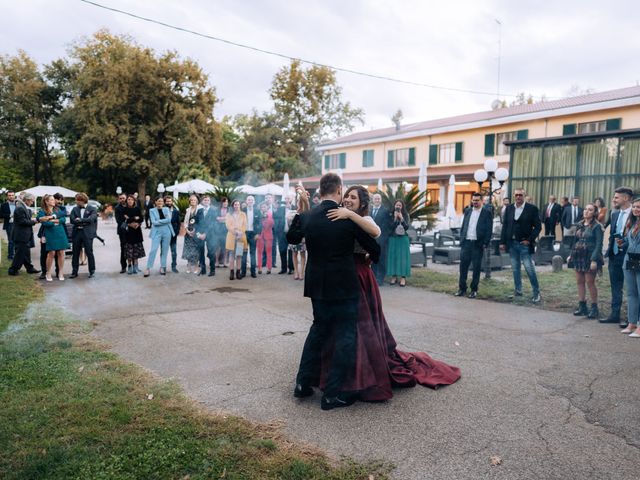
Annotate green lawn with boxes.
[411,266,622,316]
[0,242,391,480]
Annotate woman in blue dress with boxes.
[36,194,69,281]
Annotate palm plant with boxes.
[378,183,439,230]
[209,184,240,203]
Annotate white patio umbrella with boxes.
[417,163,427,206]
[377,178,384,191]
[166,179,215,194]
[20,185,78,199]
[252,183,285,196]
[445,174,458,222]
[236,184,259,195]
[282,173,290,196]
[172,180,179,200]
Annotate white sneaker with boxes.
[629,330,640,338]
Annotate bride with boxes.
[316,185,461,402]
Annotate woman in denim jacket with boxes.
[620,197,640,337]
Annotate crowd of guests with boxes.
[3,191,99,280]
[455,185,640,338]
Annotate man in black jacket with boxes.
[370,193,392,286]
[1,190,16,260]
[541,195,562,239]
[69,192,98,278]
[8,193,40,275]
[455,193,493,298]
[561,196,583,236]
[164,196,181,273]
[195,195,217,276]
[274,196,294,274]
[114,194,128,273]
[500,188,542,303]
[287,173,380,411]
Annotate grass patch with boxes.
[0,260,392,479]
[411,266,622,315]
[0,251,44,333]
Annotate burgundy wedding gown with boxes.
[317,254,461,401]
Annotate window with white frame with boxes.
[496,131,518,155]
[577,120,606,134]
[327,153,341,169]
[391,148,410,167]
[438,143,457,164]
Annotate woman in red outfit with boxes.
[256,202,274,274]
[322,185,461,402]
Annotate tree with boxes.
[270,60,364,170]
[57,30,221,197]
[0,51,64,186]
[391,109,403,130]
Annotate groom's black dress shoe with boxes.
[453,290,466,297]
[321,393,356,411]
[293,384,314,398]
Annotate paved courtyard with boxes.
[38,220,639,480]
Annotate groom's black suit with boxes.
[287,199,380,397]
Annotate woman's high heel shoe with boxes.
[144,269,150,277]
[45,274,53,282]
[160,268,166,275]
[229,270,235,280]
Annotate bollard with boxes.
[551,255,564,273]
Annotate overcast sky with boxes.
[2,0,639,134]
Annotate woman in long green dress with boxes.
[386,199,411,287]
[36,194,69,281]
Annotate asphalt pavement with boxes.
[37,220,640,480]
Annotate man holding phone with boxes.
[602,187,633,326]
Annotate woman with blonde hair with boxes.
[36,194,69,281]
[225,199,247,280]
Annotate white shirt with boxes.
[246,206,254,231]
[514,202,526,221]
[466,208,482,240]
[79,207,86,219]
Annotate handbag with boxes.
[626,253,640,272]
[118,221,128,234]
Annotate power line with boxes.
[78,0,523,98]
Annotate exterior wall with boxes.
[321,104,640,178]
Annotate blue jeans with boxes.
[147,230,171,269]
[624,268,640,326]
[509,240,540,296]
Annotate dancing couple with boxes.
[287,173,460,411]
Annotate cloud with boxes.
[1,0,639,135]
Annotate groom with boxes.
[287,173,380,410]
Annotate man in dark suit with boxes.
[8,193,40,275]
[601,186,634,326]
[114,193,128,273]
[1,190,16,260]
[69,192,98,278]
[561,196,583,236]
[541,195,562,238]
[500,188,542,303]
[455,192,493,298]
[195,195,217,276]
[143,194,152,228]
[164,196,181,273]
[274,196,294,274]
[287,173,380,411]
[370,193,392,286]
[241,195,262,278]
[500,197,511,224]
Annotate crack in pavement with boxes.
[536,369,640,452]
